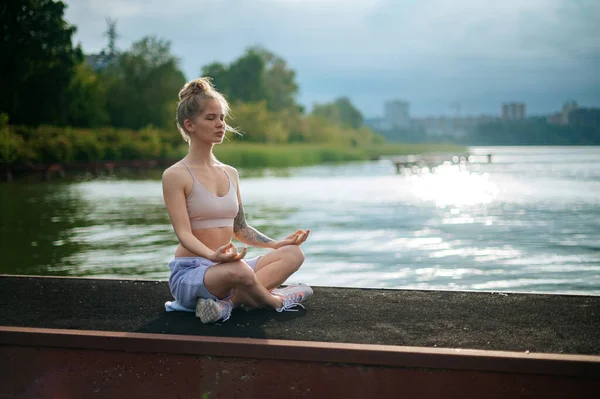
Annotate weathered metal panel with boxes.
[0,346,597,399]
[1,326,599,398]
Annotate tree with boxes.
[230,101,288,143]
[312,97,364,129]
[226,49,266,103]
[0,0,83,125]
[249,46,300,112]
[201,46,301,113]
[104,18,118,58]
[103,36,186,130]
[65,63,109,127]
[201,62,229,93]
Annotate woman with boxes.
[162,77,313,324]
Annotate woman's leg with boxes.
[203,260,282,309]
[253,245,305,290]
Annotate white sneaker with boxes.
[196,298,233,324]
[273,283,314,312]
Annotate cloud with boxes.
[64,0,600,116]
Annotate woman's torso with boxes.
[174,161,238,257]
[174,228,233,257]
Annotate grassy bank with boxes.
[1,123,465,170]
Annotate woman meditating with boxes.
[162,77,313,324]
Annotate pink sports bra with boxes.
[181,160,239,229]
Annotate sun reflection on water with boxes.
[409,163,499,208]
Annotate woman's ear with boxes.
[184,119,194,133]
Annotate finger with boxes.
[234,247,247,260]
[303,229,311,241]
[218,242,233,253]
[293,231,307,245]
[228,242,238,255]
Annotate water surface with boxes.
[1,146,598,294]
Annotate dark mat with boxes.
[1,276,599,355]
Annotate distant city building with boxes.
[561,100,578,123]
[502,102,526,120]
[547,100,579,125]
[546,113,563,125]
[383,100,410,129]
[364,117,386,131]
[85,50,116,72]
[366,99,515,137]
[412,115,496,137]
[568,107,600,126]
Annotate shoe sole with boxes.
[196,298,220,324]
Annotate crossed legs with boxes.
[203,245,305,309]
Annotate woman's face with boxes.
[186,99,226,144]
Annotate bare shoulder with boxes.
[221,164,240,182]
[162,162,189,187]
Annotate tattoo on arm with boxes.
[233,205,275,247]
[233,205,248,233]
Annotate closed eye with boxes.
[206,114,225,121]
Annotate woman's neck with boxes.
[186,140,215,167]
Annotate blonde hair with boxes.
[176,77,236,143]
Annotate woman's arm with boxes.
[162,167,220,260]
[223,165,277,248]
[233,204,277,249]
[226,165,310,249]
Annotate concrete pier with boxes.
[0,275,598,398]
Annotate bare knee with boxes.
[226,261,256,287]
[278,245,305,271]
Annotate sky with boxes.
[64,0,600,118]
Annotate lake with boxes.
[1,146,599,295]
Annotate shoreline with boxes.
[0,142,466,182]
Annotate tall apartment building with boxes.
[384,100,410,129]
[501,102,526,120]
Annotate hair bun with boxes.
[178,77,215,100]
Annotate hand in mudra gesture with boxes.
[274,229,310,249]
[212,242,247,263]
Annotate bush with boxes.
[68,128,105,162]
[2,123,464,169]
[0,114,29,163]
[28,126,74,163]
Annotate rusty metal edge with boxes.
[1,326,599,377]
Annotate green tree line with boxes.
[0,0,385,166]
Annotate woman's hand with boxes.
[273,229,310,249]
[211,242,247,263]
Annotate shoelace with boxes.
[219,301,233,322]
[276,295,306,312]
